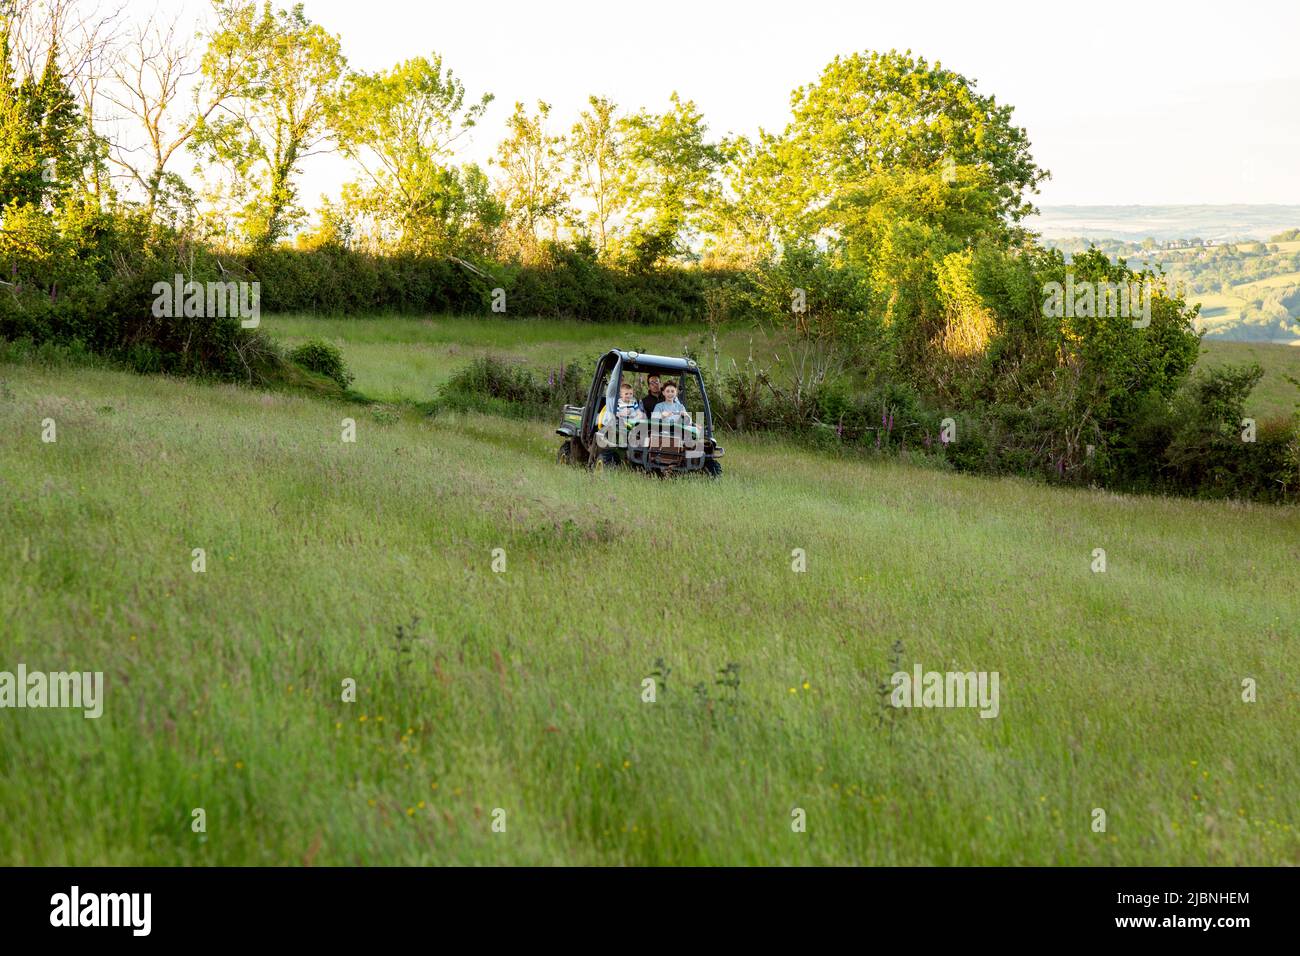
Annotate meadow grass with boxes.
[264,312,1300,421]
[1,354,1297,865]
[264,314,781,403]
[1196,340,1300,419]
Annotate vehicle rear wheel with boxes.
[557,440,574,465]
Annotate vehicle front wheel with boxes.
[590,449,621,471]
[703,458,722,478]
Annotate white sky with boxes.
[125,0,1300,207]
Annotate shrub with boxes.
[1157,364,1299,500]
[432,348,1299,504]
[232,242,750,324]
[436,355,587,418]
[0,335,102,369]
[288,339,354,389]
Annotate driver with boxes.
[640,374,663,419]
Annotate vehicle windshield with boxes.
[597,365,703,431]
[609,369,692,406]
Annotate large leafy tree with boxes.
[617,92,721,270]
[334,53,492,254]
[493,100,568,258]
[567,95,625,259]
[780,50,1046,242]
[191,1,346,248]
[721,50,1052,376]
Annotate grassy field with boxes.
[2,320,1298,865]
[265,314,779,403]
[1196,340,1300,419]
[1188,269,1300,341]
[264,313,1300,420]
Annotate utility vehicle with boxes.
[556,350,723,477]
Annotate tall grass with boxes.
[1,359,1296,864]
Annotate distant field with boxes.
[1198,340,1300,419]
[265,314,1300,421]
[1029,204,1300,243]
[1190,292,1238,317]
[1234,272,1300,294]
[1188,272,1300,341]
[1037,211,1300,342]
[3,355,1297,865]
[265,314,783,403]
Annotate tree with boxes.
[774,50,1047,244]
[191,1,346,248]
[1,3,101,304]
[617,92,721,270]
[567,95,625,258]
[0,17,44,208]
[455,161,507,257]
[722,50,1053,374]
[701,130,794,267]
[104,5,259,220]
[29,0,119,204]
[0,9,83,211]
[493,100,568,258]
[334,53,491,254]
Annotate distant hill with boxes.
[1028,205,1300,243]
[1029,206,1300,343]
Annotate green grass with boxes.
[1198,340,1300,419]
[264,314,781,403]
[265,313,1300,422]
[263,314,1300,418]
[2,348,1297,865]
[1234,271,1300,294]
[264,313,1300,424]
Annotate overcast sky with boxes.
[129,0,1300,207]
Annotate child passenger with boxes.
[651,381,686,422]
[616,381,642,422]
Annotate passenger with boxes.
[615,381,641,422]
[651,380,686,422]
